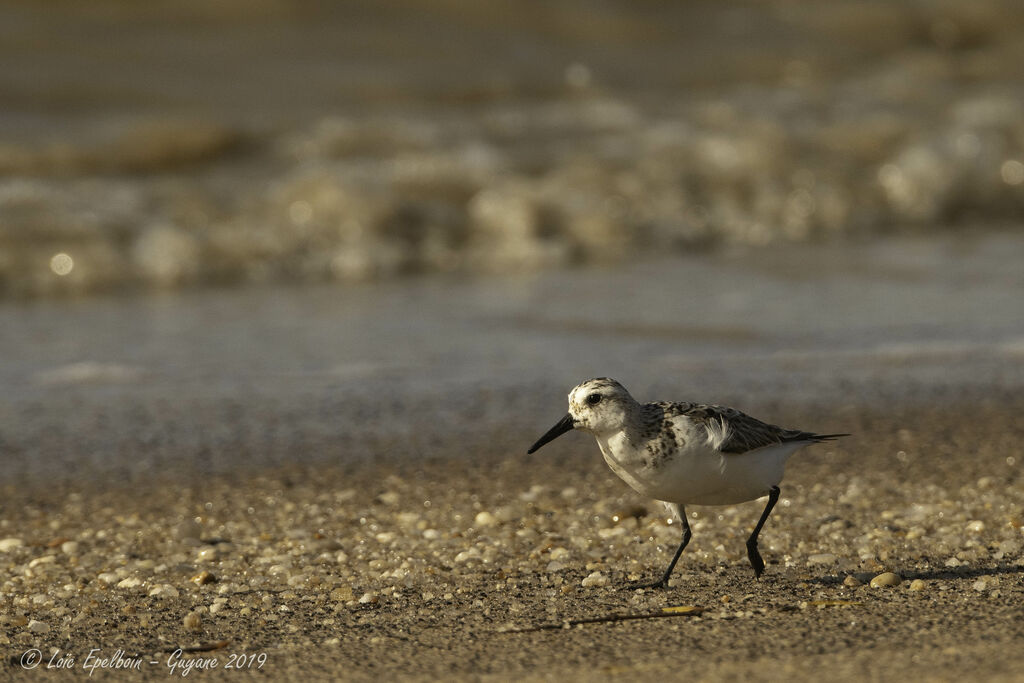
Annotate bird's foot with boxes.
[747,544,766,580]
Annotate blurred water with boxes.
[1,232,1021,481]
[1,0,1023,297]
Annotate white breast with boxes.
[596,429,807,506]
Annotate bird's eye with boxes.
[586,393,602,406]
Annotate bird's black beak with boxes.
[527,413,576,454]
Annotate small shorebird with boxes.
[527,378,847,588]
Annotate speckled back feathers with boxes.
[569,377,844,456]
[643,401,835,454]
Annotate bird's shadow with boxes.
[811,563,1024,586]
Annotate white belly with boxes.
[598,438,805,506]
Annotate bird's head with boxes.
[527,378,636,453]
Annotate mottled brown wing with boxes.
[662,402,822,454]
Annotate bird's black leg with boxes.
[746,486,780,579]
[632,507,691,589]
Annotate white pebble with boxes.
[60,541,80,555]
[396,512,421,527]
[358,592,377,604]
[0,538,24,552]
[966,520,985,534]
[183,612,202,630]
[377,491,400,505]
[116,577,143,589]
[519,485,545,502]
[581,571,608,587]
[27,620,49,633]
[869,572,901,588]
[474,511,498,527]
[454,549,480,563]
[97,572,120,585]
[196,548,219,562]
[909,579,926,591]
[149,584,180,599]
[972,579,987,592]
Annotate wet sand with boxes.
[3,391,1023,681]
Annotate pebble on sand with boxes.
[473,511,498,527]
[183,611,203,630]
[581,571,608,587]
[843,575,863,587]
[0,538,24,552]
[330,586,354,602]
[870,572,902,588]
[28,620,50,633]
[196,548,219,562]
[191,571,217,586]
[454,548,481,563]
[909,579,926,591]
[149,584,180,599]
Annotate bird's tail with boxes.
[809,433,850,442]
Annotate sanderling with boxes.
[527,378,847,588]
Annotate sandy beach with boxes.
[3,2,1024,677]
[3,382,1024,680]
